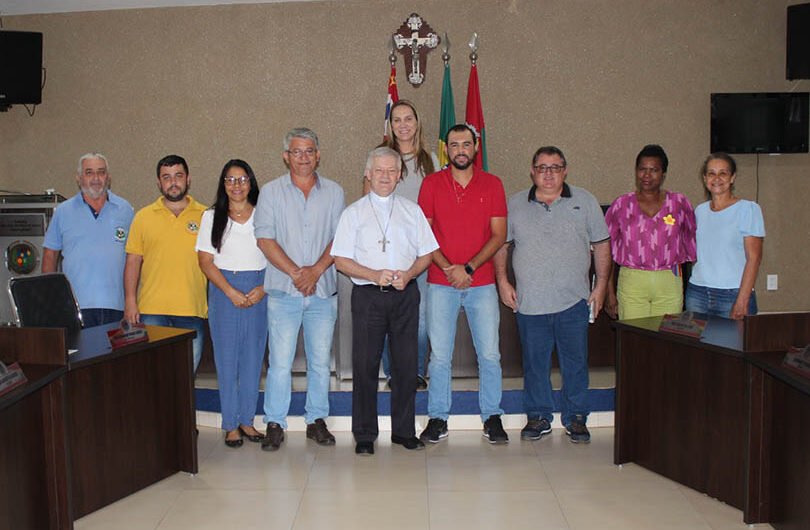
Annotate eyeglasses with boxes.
[706,170,732,178]
[83,169,108,177]
[533,164,566,175]
[287,148,317,158]
[224,175,249,186]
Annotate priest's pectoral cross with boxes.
[379,238,391,252]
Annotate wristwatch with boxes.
[464,263,475,276]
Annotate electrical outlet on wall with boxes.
[767,274,778,291]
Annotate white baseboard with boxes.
[196,411,615,432]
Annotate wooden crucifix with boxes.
[393,13,440,87]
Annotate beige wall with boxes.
[1,0,808,311]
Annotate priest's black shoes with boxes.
[391,435,425,450]
[355,441,374,455]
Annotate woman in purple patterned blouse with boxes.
[604,145,697,320]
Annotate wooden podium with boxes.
[613,312,810,527]
[0,323,198,529]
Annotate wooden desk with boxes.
[0,364,70,530]
[65,324,198,519]
[0,327,72,530]
[747,351,810,530]
[614,312,810,526]
[614,316,751,517]
[0,323,197,527]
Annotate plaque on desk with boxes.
[0,360,27,397]
[783,345,810,377]
[107,321,149,349]
[658,312,707,338]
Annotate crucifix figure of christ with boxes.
[393,13,440,86]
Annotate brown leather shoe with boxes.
[261,422,284,452]
[306,418,336,446]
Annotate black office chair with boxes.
[8,272,84,332]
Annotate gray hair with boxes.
[365,146,402,174]
[77,152,109,174]
[283,128,319,151]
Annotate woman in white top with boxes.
[685,153,765,319]
[366,99,439,389]
[196,160,268,447]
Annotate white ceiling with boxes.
[0,0,319,16]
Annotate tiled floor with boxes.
[75,426,772,530]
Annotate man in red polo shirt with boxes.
[417,124,509,444]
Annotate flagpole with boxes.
[389,34,397,67]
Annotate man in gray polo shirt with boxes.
[494,145,610,444]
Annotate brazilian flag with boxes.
[437,62,456,168]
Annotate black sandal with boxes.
[225,429,243,448]
[239,425,265,443]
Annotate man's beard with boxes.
[80,183,108,201]
[163,187,188,202]
[450,155,473,170]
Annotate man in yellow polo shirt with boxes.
[124,154,208,371]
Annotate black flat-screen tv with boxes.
[710,92,809,154]
[0,30,43,108]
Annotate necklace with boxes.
[452,179,468,204]
[368,194,394,252]
[229,205,251,219]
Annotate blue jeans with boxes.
[426,283,503,421]
[263,291,337,428]
[141,313,205,372]
[381,271,428,377]
[684,283,758,318]
[208,270,267,431]
[516,300,590,427]
[81,308,124,328]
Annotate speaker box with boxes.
[787,3,810,80]
[0,30,43,107]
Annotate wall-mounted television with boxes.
[710,92,809,154]
[0,30,43,108]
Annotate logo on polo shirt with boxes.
[187,221,199,234]
[114,226,127,242]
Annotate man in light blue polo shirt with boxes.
[43,152,134,327]
[254,128,345,451]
